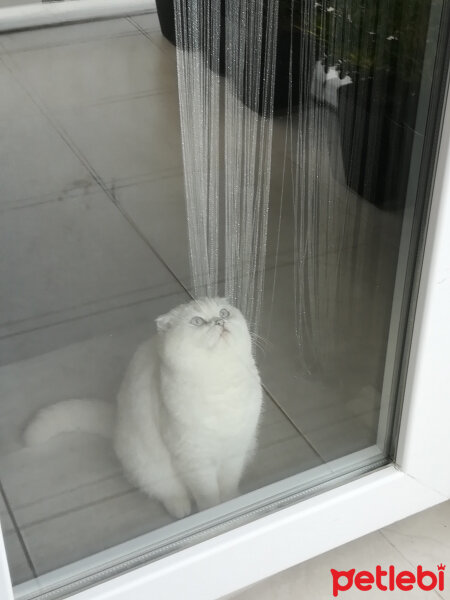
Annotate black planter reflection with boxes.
[337,74,419,210]
[155,0,311,115]
[155,0,428,209]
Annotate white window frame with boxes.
[0,8,449,600]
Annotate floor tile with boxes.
[0,59,39,119]
[1,438,129,529]
[116,170,285,293]
[0,190,180,330]
[382,502,450,599]
[230,530,442,599]
[115,161,363,296]
[0,19,138,54]
[304,414,376,462]
[113,103,370,287]
[9,34,177,110]
[21,488,172,576]
[0,112,97,208]
[276,105,347,186]
[116,174,190,287]
[353,192,403,251]
[0,288,188,367]
[131,12,161,32]
[242,397,323,493]
[1,490,33,585]
[56,92,182,187]
[0,300,186,455]
[0,491,13,534]
[3,530,34,586]
[146,31,177,61]
[256,244,392,459]
[266,157,363,269]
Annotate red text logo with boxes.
[331,564,445,597]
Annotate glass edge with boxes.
[389,0,450,460]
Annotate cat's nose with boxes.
[214,318,225,327]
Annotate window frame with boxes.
[0,5,449,600]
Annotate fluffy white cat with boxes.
[24,297,262,519]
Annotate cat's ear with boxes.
[156,312,173,332]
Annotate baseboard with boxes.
[0,0,156,33]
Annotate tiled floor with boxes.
[0,10,401,592]
[228,500,450,600]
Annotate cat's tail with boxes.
[23,399,114,446]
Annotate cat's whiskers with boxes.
[249,337,267,355]
[250,331,272,350]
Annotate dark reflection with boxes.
[159,0,436,209]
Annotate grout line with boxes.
[126,16,176,62]
[10,472,123,513]
[128,17,177,62]
[0,487,14,535]
[379,529,412,557]
[379,524,446,598]
[378,525,447,599]
[377,527,445,597]
[0,287,187,345]
[103,167,182,191]
[261,384,325,464]
[0,166,182,215]
[20,488,137,532]
[0,186,99,215]
[108,186,193,300]
[0,282,183,338]
[0,52,54,116]
[0,480,37,579]
[76,87,177,108]
[0,29,141,57]
[127,16,159,39]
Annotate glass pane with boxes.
[0,2,447,598]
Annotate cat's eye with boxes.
[219,308,230,319]
[190,316,206,326]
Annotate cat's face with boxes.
[156,297,252,357]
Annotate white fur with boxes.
[24,398,114,446]
[24,298,262,519]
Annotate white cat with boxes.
[24,297,263,519]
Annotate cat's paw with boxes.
[164,494,192,519]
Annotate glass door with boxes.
[0,1,448,598]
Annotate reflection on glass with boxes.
[0,1,446,598]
